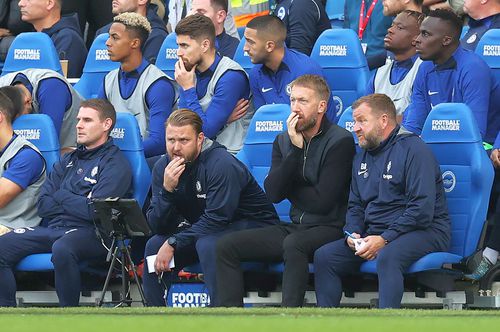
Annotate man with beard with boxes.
[314,93,450,309]
[366,10,424,120]
[215,75,355,307]
[143,109,279,306]
[402,9,500,145]
[98,12,176,158]
[95,0,168,64]
[174,14,252,154]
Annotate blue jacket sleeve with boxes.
[287,0,321,55]
[366,70,376,95]
[97,81,106,99]
[52,31,87,78]
[143,78,175,157]
[344,164,366,235]
[178,70,249,139]
[42,151,132,222]
[146,157,182,235]
[402,65,430,135]
[174,158,244,248]
[37,78,72,136]
[2,147,45,190]
[37,155,68,219]
[380,140,439,242]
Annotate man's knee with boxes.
[215,234,238,258]
[376,246,404,272]
[313,244,332,266]
[51,241,76,265]
[282,233,303,257]
[195,236,217,260]
[145,235,167,257]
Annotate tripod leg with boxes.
[119,244,130,306]
[98,245,119,306]
[124,243,148,306]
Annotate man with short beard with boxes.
[215,75,355,307]
[143,109,279,306]
[314,93,450,309]
[366,10,424,120]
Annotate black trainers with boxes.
[464,256,494,281]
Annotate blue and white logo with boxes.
[277,7,286,20]
[442,171,456,193]
[333,96,343,117]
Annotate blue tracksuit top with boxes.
[215,30,239,59]
[178,54,250,139]
[345,126,450,243]
[402,46,500,144]
[461,13,500,51]
[37,138,132,229]
[249,47,337,122]
[274,0,331,56]
[96,4,168,64]
[147,140,279,249]
[42,13,87,78]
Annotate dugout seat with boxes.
[337,106,359,147]
[360,103,495,274]
[15,113,151,272]
[155,32,177,79]
[74,33,119,99]
[236,104,291,221]
[1,32,63,76]
[233,37,253,74]
[311,29,370,117]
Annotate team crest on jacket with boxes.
[286,83,292,96]
[196,180,202,192]
[91,166,98,177]
[383,161,393,180]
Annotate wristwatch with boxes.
[167,236,177,248]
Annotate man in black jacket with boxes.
[215,74,356,307]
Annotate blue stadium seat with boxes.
[1,32,63,76]
[13,114,60,172]
[74,33,119,99]
[337,106,358,145]
[475,29,500,77]
[15,113,151,272]
[155,32,178,79]
[311,29,370,117]
[233,37,253,74]
[360,103,495,274]
[236,104,291,222]
[325,0,345,28]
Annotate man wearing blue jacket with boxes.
[0,98,132,307]
[174,14,253,154]
[243,15,338,122]
[96,0,168,64]
[19,0,87,78]
[143,109,279,306]
[461,0,500,51]
[314,94,450,308]
[402,9,500,145]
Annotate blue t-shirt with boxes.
[1,136,45,189]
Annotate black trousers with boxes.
[215,223,343,307]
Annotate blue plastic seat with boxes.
[360,103,495,274]
[1,32,63,76]
[311,29,370,117]
[337,106,358,145]
[13,114,60,172]
[15,113,151,272]
[74,33,119,99]
[155,32,178,79]
[233,37,253,74]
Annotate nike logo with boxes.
[261,87,273,93]
[357,170,367,175]
[428,90,438,96]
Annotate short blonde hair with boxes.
[114,12,152,33]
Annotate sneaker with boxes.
[464,256,494,281]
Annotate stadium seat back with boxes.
[337,106,358,146]
[155,32,178,79]
[311,29,370,115]
[111,112,152,207]
[13,114,60,173]
[233,37,254,74]
[421,103,494,258]
[475,29,500,80]
[236,104,291,221]
[2,32,63,76]
[74,33,119,99]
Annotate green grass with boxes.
[2,308,500,332]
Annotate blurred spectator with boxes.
[97,13,176,158]
[61,0,113,49]
[190,0,239,58]
[231,0,269,27]
[273,0,330,56]
[383,0,424,16]
[345,0,394,69]
[0,88,46,235]
[0,68,84,151]
[18,0,87,78]
[461,0,500,51]
[402,9,500,145]
[0,0,33,61]
[96,0,168,64]
[366,10,424,120]
[424,0,465,15]
[174,14,252,154]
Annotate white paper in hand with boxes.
[146,254,175,273]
